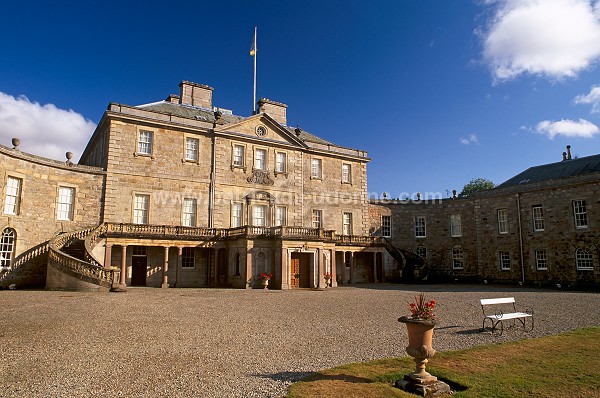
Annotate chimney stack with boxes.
[258,98,287,125]
[566,145,572,160]
[562,152,567,161]
[179,81,213,109]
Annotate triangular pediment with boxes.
[214,113,307,148]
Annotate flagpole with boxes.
[253,26,257,114]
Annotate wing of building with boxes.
[0,82,598,291]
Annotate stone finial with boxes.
[294,126,302,137]
[66,152,73,165]
[452,189,457,199]
[11,138,20,150]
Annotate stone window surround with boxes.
[274,150,288,177]
[253,146,268,172]
[452,245,463,269]
[56,183,77,222]
[535,250,548,271]
[499,250,511,271]
[132,192,151,225]
[341,163,352,185]
[532,205,545,232]
[381,215,392,238]
[575,247,594,270]
[3,174,24,216]
[450,214,462,237]
[181,197,198,227]
[134,127,156,159]
[497,208,508,234]
[573,200,589,229]
[415,215,426,238]
[231,201,244,228]
[310,157,323,180]
[342,211,353,236]
[231,142,248,172]
[182,135,200,165]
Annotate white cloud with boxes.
[574,84,600,112]
[535,118,599,139]
[0,92,96,161]
[481,0,600,82]
[460,133,479,145]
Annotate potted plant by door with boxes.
[259,273,272,290]
[396,293,451,396]
[324,272,332,287]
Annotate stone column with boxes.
[246,248,253,289]
[373,252,379,282]
[317,248,324,288]
[104,244,113,268]
[176,247,183,287]
[331,249,338,288]
[349,251,354,285]
[162,246,169,289]
[280,247,289,290]
[115,245,127,292]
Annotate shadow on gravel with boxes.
[254,371,313,382]
[255,371,371,385]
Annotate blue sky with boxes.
[2,0,600,198]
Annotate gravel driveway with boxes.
[1,284,598,397]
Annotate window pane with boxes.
[382,216,391,237]
[185,138,199,161]
[342,164,351,183]
[451,214,462,237]
[452,245,463,269]
[499,251,510,270]
[275,206,286,226]
[4,177,21,215]
[312,210,322,228]
[532,206,544,231]
[576,248,593,270]
[232,203,243,227]
[138,131,153,155]
[276,152,286,173]
[498,209,508,234]
[133,194,149,224]
[182,198,196,227]
[57,187,75,221]
[535,250,547,270]
[343,212,352,235]
[253,205,266,226]
[0,228,16,268]
[233,145,245,167]
[311,159,322,178]
[415,216,426,237]
[255,149,266,170]
[182,247,195,268]
[573,200,588,228]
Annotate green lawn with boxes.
[287,327,600,398]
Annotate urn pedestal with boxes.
[396,316,452,397]
[262,279,269,290]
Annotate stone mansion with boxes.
[0,80,598,291]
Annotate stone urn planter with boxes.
[262,279,269,289]
[398,316,438,383]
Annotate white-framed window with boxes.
[4,176,22,215]
[499,251,510,271]
[341,163,351,183]
[231,202,243,228]
[185,137,199,161]
[497,208,508,234]
[450,214,462,237]
[138,130,153,155]
[275,152,287,174]
[253,205,267,226]
[182,247,195,268]
[312,209,322,229]
[57,186,75,221]
[275,206,287,226]
[452,245,463,269]
[342,212,353,235]
[311,158,322,179]
[416,245,427,259]
[381,215,391,238]
[133,194,150,224]
[415,216,426,238]
[532,205,544,231]
[575,248,594,270]
[182,198,197,227]
[0,228,16,269]
[573,200,588,229]
[233,145,245,167]
[254,148,267,170]
[535,250,547,271]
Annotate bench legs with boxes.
[481,317,534,335]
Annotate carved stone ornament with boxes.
[247,170,274,185]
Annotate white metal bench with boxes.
[480,297,534,335]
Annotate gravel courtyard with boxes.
[1,284,598,397]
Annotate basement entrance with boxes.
[131,246,147,286]
[290,252,311,288]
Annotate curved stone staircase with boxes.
[382,238,427,282]
[46,224,116,291]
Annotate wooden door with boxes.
[131,256,147,286]
[290,258,300,288]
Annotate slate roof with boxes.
[496,154,600,188]
[136,101,334,146]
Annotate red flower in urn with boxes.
[259,273,272,281]
[408,293,436,321]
